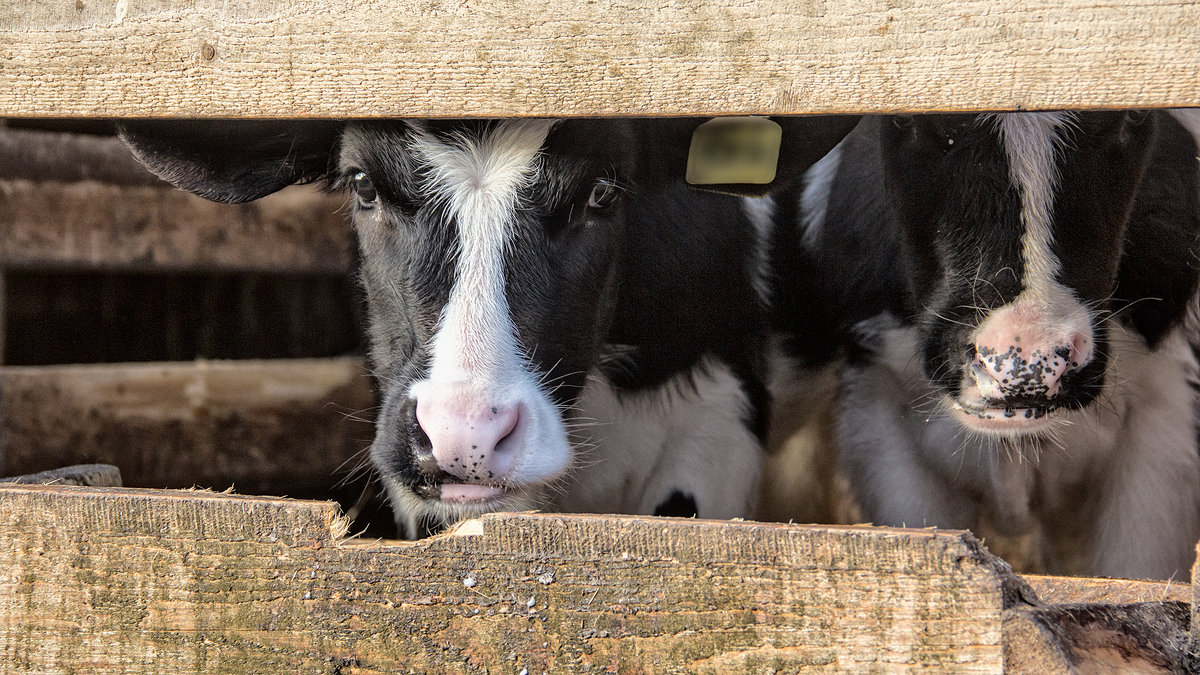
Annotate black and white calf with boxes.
[783,111,1200,579]
[119,117,855,537]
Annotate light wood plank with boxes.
[1025,574,1191,605]
[0,180,352,273]
[0,485,1020,673]
[2,0,1198,118]
[1193,541,1199,652]
[0,358,375,494]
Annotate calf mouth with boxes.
[414,480,515,505]
[948,395,1060,434]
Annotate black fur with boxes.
[783,112,1200,410]
[118,116,857,527]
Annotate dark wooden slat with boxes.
[0,180,352,274]
[0,358,375,495]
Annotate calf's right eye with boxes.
[352,172,378,205]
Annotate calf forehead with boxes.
[893,113,1076,299]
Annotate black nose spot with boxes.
[653,491,698,518]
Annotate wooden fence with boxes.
[3,0,1200,671]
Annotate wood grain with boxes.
[2,0,1198,118]
[0,181,352,273]
[0,485,1023,673]
[0,358,375,494]
[1026,574,1191,605]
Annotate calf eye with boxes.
[352,172,378,205]
[587,180,618,210]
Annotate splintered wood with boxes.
[2,0,1199,118]
[0,484,1016,673]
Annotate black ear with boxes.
[770,115,862,191]
[117,120,343,204]
[1115,111,1200,348]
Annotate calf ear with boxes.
[770,115,861,192]
[117,120,343,204]
[638,115,859,197]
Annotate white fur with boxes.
[965,113,1094,400]
[407,120,573,485]
[798,138,844,249]
[741,195,776,307]
[837,315,1200,579]
[992,112,1071,301]
[556,359,763,519]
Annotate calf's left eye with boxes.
[352,172,378,205]
[587,181,618,210]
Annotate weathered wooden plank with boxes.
[0,180,352,273]
[2,0,1198,118]
[0,463,123,487]
[1193,541,1199,654]
[1026,574,1191,605]
[0,484,1024,673]
[0,358,375,494]
[0,128,162,185]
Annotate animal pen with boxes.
[2,0,1199,671]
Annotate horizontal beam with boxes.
[2,1,1199,118]
[0,180,352,273]
[0,486,1019,672]
[0,128,161,185]
[0,358,375,494]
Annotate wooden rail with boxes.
[0,180,352,273]
[2,0,1199,118]
[0,358,374,494]
[0,484,1192,672]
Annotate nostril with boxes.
[491,404,520,453]
[402,398,433,453]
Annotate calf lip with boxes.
[415,481,513,504]
[439,483,509,503]
[949,397,1060,434]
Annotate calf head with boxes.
[120,116,856,535]
[880,111,1197,434]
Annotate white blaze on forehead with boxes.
[991,112,1072,301]
[411,119,555,380]
[968,112,1093,376]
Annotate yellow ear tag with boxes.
[686,116,782,186]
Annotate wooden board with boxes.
[0,128,162,185]
[2,0,1199,118]
[0,180,353,273]
[0,358,375,494]
[1026,574,1191,605]
[0,484,1026,673]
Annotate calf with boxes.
[120,117,855,537]
[785,111,1200,579]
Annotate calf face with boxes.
[347,119,636,525]
[120,116,857,535]
[879,111,1174,433]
